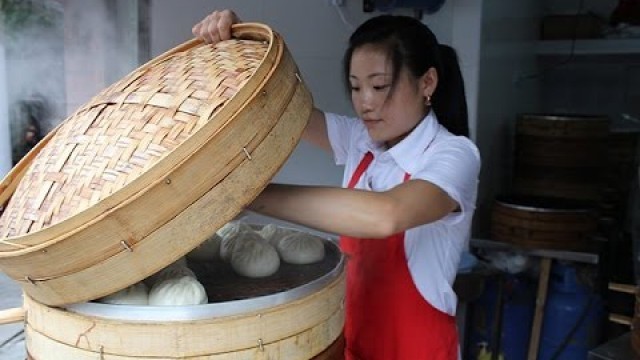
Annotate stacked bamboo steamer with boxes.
[491,114,607,252]
[491,195,599,252]
[0,23,346,359]
[512,114,609,203]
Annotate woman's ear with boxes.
[421,67,438,100]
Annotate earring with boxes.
[425,94,432,106]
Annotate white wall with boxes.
[149,0,479,187]
[450,1,482,141]
[0,42,11,179]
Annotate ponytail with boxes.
[432,45,468,137]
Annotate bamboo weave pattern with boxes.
[0,39,268,238]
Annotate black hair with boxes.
[343,15,469,137]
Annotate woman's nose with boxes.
[359,90,376,112]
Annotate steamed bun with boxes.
[97,282,149,305]
[219,228,264,262]
[145,257,195,287]
[148,276,208,306]
[276,232,325,265]
[216,220,253,240]
[258,224,294,245]
[231,239,280,278]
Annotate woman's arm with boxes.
[303,108,331,152]
[249,180,458,238]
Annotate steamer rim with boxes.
[62,239,344,322]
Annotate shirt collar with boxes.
[358,111,441,175]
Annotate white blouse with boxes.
[325,110,481,315]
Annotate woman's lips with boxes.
[363,119,382,129]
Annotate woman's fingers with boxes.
[217,10,238,41]
[192,10,239,44]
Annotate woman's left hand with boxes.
[192,9,240,44]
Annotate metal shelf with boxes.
[470,238,600,264]
[537,38,640,57]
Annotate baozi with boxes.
[219,229,264,262]
[97,282,149,305]
[276,232,325,265]
[216,220,253,240]
[231,239,280,278]
[145,257,195,287]
[148,276,208,306]
[187,234,222,261]
[258,223,294,245]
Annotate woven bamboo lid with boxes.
[0,23,312,306]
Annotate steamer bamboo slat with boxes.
[0,23,313,306]
[23,272,345,360]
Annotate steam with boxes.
[1,0,141,168]
[4,0,140,129]
[4,1,64,129]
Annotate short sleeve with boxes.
[325,112,359,166]
[413,137,481,225]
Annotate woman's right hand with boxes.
[192,10,241,44]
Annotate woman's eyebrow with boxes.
[349,72,390,80]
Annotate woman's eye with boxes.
[373,84,390,91]
[350,86,360,92]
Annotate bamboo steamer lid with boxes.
[0,23,312,306]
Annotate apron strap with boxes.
[348,151,374,189]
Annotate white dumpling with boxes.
[258,224,294,246]
[219,229,264,262]
[145,258,195,287]
[187,234,222,261]
[216,220,253,240]
[98,282,149,305]
[276,232,325,265]
[148,276,208,306]
[231,239,280,278]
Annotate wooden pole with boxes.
[528,257,552,360]
[0,307,25,325]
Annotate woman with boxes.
[193,10,480,360]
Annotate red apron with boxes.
[340,151,458,360]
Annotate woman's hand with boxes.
[192,10,240,44]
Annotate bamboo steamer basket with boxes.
[512,113,609,202]
[490,195,599,252]
[0,23,313,306]
[18,238,346,360]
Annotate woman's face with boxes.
[349,44,435,147]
